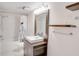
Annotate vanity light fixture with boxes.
[34,3,49,15]
[34,7,48,15]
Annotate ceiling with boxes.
[0,2,75,15]
[0,2,50,15]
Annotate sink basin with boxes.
[25,36,44,44]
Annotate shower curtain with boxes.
[18,15,28,42]
[0,15,24,56]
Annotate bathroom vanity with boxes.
[24,36,47,56]
[24,9,49,56]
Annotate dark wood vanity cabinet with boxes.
[24,39,47,56]
[33,43,47,56]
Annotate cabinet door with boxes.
[47,27,79,56]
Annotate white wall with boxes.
[48,2,79,56]
[27,12,35,36]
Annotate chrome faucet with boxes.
[36,32,43,37]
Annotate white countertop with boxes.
[25,36,44,44]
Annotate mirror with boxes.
[35,10,49,39]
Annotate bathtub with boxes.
[1,40,24,56]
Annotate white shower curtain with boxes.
[0,15,24,56]
[18,15,28,42]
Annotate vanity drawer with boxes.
[33,44,47,56]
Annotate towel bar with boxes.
[49,25,76,27]
[53,31,73,35]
